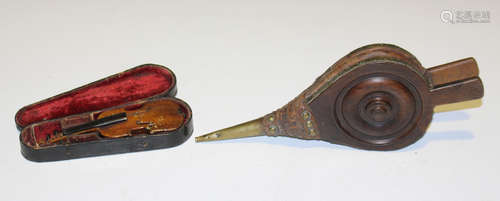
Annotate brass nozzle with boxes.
[195,118,265,142]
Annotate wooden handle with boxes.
[426,58,484,106]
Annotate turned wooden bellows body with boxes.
[196,44,484,150]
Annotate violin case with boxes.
[15,64,193,162]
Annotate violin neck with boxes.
[62,112,127,136]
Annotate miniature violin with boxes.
[49,99,186,143]
[196,44,484,150]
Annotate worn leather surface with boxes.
[256,44,482,150]
[260,44,427,142]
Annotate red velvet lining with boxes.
[33,121,61,145]
[16,65,174,128]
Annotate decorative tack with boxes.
[306,120,313,128]
[302,111,310,120]
[309,128,316,136]
[269,125,277,134]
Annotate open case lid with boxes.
[15,64,177,129]
[15,64,193,162]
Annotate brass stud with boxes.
[302,111,310,120]
[309,128,316,136]
[306,120,313,128]
[269,125,277,134]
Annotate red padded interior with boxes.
[16,65,174,128]
[33,121,62,146]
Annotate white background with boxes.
[1,1,499,201]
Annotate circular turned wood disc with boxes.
[313,60,434,150]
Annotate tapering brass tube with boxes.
[195,118,265,142]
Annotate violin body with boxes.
[196,44,484,150]
[50,99,186,143]
[97,99,186,138]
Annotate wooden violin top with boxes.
[49,99,187,143]
[98,99,186,138]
